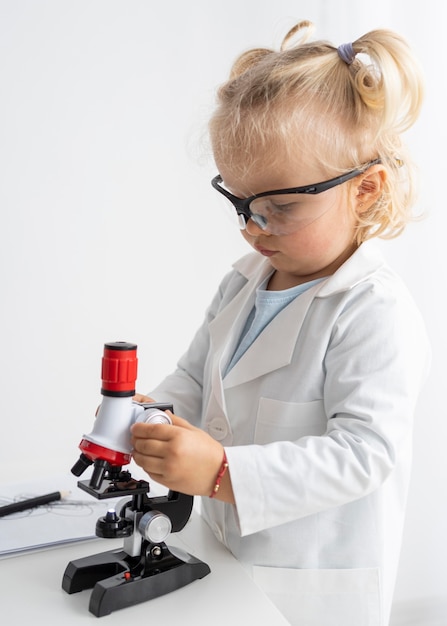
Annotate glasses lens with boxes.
[249,193,333,235]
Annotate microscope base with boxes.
[62,544,211,617]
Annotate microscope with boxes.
[62,342,210,617]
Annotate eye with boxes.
[269,201,296,213]
[253,196,303,216]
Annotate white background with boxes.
[0,1,445,623]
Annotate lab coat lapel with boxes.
[207,258,273,413]
[223,281,323,388]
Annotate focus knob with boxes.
[138,510,172,543]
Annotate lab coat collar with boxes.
[317,241,386,296]
[232,240,386,297]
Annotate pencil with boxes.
[0,490,71,518]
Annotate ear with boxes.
[352,165,387,213]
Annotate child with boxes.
[131,20,430,626]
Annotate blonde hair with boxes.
[209,20,424,242]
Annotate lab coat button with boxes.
[207,417,228,441]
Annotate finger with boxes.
[131,435,168,458]
[132,450,166,477]
[131,421,173,440]
[133,393,155,403]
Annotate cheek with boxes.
[283,209,355,256]
[284,232,322,256]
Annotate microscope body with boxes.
[79,395,138,468]
[62,342,210,617]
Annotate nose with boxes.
[245,218,270,236]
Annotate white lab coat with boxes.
[150,241,430,626]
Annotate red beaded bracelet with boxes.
[209,451,229,498]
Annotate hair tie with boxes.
[337,42,356,65]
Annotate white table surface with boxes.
[0,509,289,625]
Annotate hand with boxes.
[133,393,155,403]
[130,413,233,501]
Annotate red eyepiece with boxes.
[101,342,138,397]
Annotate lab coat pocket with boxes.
[252,565,382,626]
[254,397,326,444]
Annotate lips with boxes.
[255,245,277,257]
